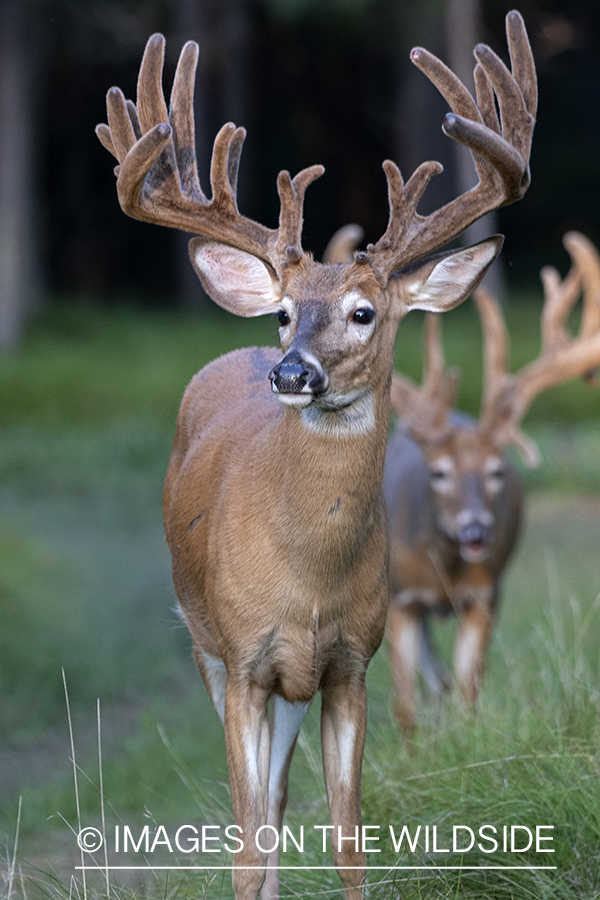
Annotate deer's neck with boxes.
[263,381,391,570]
[299,393,378,439]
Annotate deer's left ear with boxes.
[387,236,503,316]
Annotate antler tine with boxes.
[389,316,439,420]
[389,372,420,419]
[390,314,458,439]
[422,314,445,397]
[226,127,246,199]
[563,231,600,340]
[169,40,203,201]
[209,123,244,215]
[540,232,600,362]
[481,233,600,465]
[368,159,443,273]
[539,264,581,353]
[322,224,365,264]
[512,327,600,430]
[506,8,537,120]
[96,34,326,271]
[275,166,326,266]
[95,123,117,160]
[474,286,541,467]
[99,35,213,230]
[474,64,500,134]
[367,10,536,282]
[508,430,542,468]
[420,313,461,429]
[474,287,510,420]
[137,34,169,133]
[560,231,600,385]
[473,46,531,165]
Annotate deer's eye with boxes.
[430,469,448,481]
[486,466,506,491]
[485,457,506,486]
[277,310,290,327]
[428,458,454,489]
[352,307,375,325]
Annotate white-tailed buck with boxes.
[384,231,600,734]
[96,13,536,899]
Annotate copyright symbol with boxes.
[77,827,104,853]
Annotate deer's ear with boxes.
[189,239,280,316]
[388,236,503,316]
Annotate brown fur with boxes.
[161,240,499,900]
[164,346,389,700]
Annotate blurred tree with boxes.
[445,0,505,296]
[0,0,41,350]
[393,0,453,217]
[1,0,598,342]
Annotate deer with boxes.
[95,12,536,899]
[383,230,600,735]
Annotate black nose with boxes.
[457,522,491,547]
[269,352,309,394]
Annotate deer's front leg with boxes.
[224,679,271,900]
[453,589,495,705]
[320,678,367,899]
[420,617,452,699]
[386,603,422,735]
[260,696,310,900]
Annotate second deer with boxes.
[384,231,600,733]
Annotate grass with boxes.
[1,298,599,899]
[4,547,600,899]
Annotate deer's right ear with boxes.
[189,239,280,317]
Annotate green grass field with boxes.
[1,298,599,899]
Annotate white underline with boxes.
[76,865,557,871]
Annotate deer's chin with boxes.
[459,541,491,563]
[275,392,314,408]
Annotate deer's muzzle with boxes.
[269,351,327,397]
[457,520,493,562]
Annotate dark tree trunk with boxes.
[394,4,456,219]
[445,0,505,296]
[0,0,41,349]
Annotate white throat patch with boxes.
[300,393,376,438]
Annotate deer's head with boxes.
[96,14,536,416]
[390,231,600,561]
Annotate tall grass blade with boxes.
[7,795,22,900]
[97,699,109,899]
[62,669,86,900]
